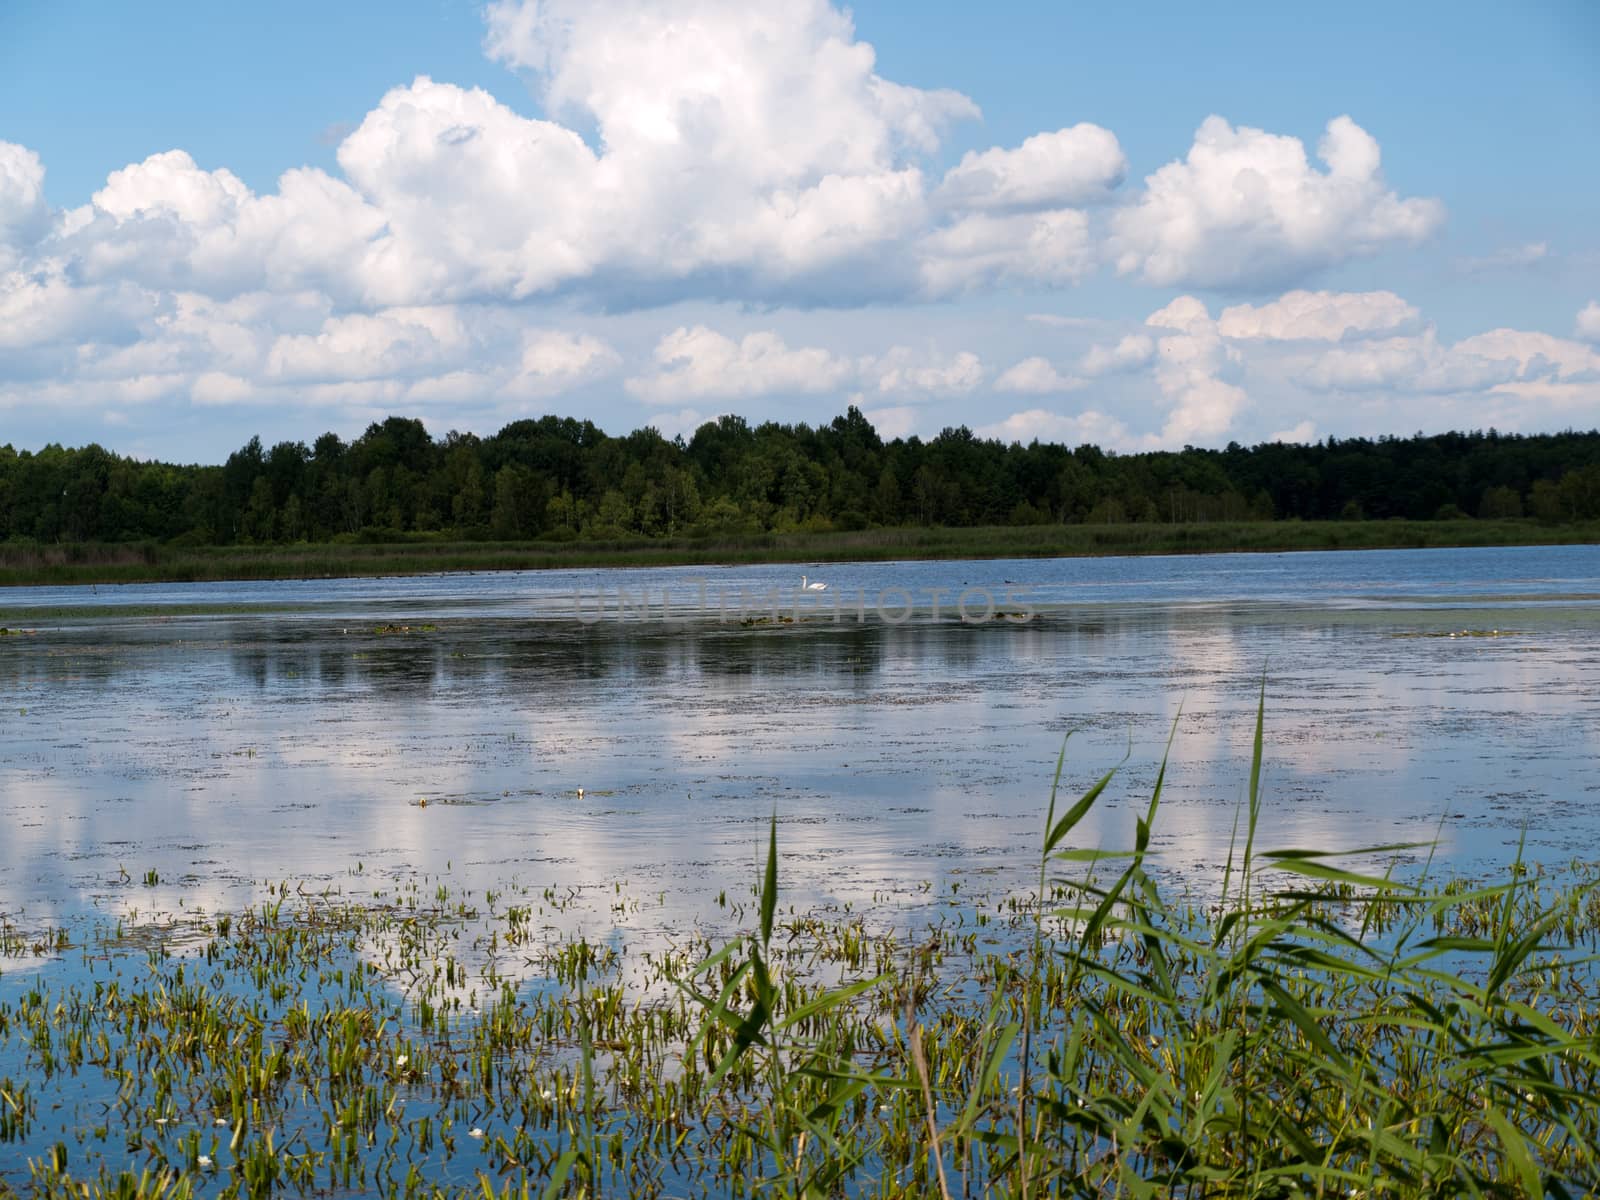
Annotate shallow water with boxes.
[2,544,1598,952]
[1,544,1599,1184]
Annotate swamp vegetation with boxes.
[5,518,1600,588]
[1,699,1598,1198]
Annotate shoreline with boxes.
[1,517,1597,588]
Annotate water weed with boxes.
[0,702,1596,1197]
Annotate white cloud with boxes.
[479,0,977,299]
[1145,297,1249,444]
[1217,290,1418,341]
[1146,295,1214,334]
[266,307,470,382]
[917,208,1096,294]
[1080,333,1154,375]
[510,330,620,396]
[0,141,51,262]
[627,327,984,404]
[0,265,156,352]
[625,326,853,403]
[868,347,983,395]
[995,356,1083,395]
[484,0,975,171]
[1576,301,1600,343]
[1299,326,1600,401]
[1268,420,1318,444]
[0,1,1587,449]
[1298,326,1600,396]
[862,404,918,439]
[1300,330,1513,393]
[61,150,384,301]
[334,79,601,303]
[936,124,1125,211]
[1111,115,1443,289]
[1453,329,1600,383]
[258,308,617,400]
[191,371,256,407]
[93,150,251,226]
[976,407,1132,447]
[13,1,1159,323]
[16,3,988,312]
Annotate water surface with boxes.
[3,544,1598,955]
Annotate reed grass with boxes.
[1,702,1597,1197]
[2,518,1597,586]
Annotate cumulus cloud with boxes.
[0,265,156,354]
[1577,301,1600,343]
[16,2,990,314]
[998,293,1598,450]
[1300,327,1600,395]
[936,125,1125,211]
[1268,420,1318,444]
[512,331,621,395]
[60,150,385,300]
[266,307,470,382]
[917,208,1096,294]
[0,0,1583,446]
[1452,329,1600,383]
[868,347,984,395]
[861,404,918,439]
[625,326,853,403]
[995,357,1083,395]
[627,327,984,404]
[1080,333,1155,375]
[0,141,51,262]
[1145,297,1249,443]
[1299,326,1600,419]
[1111,115,1443,290]
[16,10,1446,328]
[1217,290,1418,341]
[479,0,976,298]
[0,273,620,422]
[191,371,257,407]
[976,407,1133,447]
[1146,295,1214,334]
[1300,331,1510,393]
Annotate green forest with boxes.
[3,408,1600,548]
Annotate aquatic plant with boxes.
[1,700,1597,1197]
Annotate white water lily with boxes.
[469,1127,485,1138]
[197,1156,213,1169]
[395,1054,409,1067]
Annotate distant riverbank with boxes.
[2,517,1597,586]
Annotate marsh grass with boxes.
[2,518,1597,587]
[2,702,1598,1198]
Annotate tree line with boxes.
[2,408,1599,546]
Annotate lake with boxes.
[3,542,1600,1189]
[3,542,1598,959]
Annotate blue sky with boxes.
[1,0,1597,460]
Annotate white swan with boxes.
[801,575,827,591]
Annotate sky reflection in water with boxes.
[2,544,1598,961]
